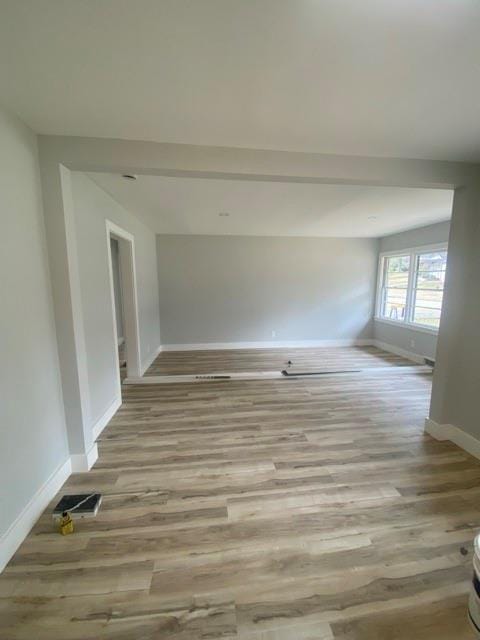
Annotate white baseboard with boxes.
[373,339,426,364]
[0,432,104,572]
[0,457,71,572]
[70,443,98,472]
[160,339,374,352]
[92,396,121,441]
[140,344,163,375]
[425,417,480,461]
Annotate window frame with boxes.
[375,242,448,335]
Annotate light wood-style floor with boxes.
[1,347,478,639]
[145,345,414,375]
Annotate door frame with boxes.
[106,220,142,386]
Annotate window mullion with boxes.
[405,251,416,323]
[380,257,387,317]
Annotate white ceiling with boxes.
[1,1,480,161]
[88,173,453,238]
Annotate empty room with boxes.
[1,2,480,639]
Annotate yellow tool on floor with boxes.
[56,493,96,535]
[59,512,74,535]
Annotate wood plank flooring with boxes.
[1,347,478,639]
[145,345,413,375]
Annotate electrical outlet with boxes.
[271,330,276,338]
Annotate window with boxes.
[411,249,447,329]
[379,254,410,321]
[376,244,448,332]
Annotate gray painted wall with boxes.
[157,235,378,345]
[379,220,451,253]
[0,108,68,538]
[430,185,480,440]
[373,220,451,361]
[374,322,439,362]
[71,172,161,429]
[110,238,124,342]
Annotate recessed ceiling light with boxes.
[122,174,137,180]
[219,212,230,217]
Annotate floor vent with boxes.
[52,493,102,519]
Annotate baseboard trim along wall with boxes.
[372,339,426,364]
[425,417,480,461]
[1,437,104,573]
[92,396,122,442]
[161,339,374,352]
[0,457,72,572]
[70,443,99,473]
[149,339,428,365]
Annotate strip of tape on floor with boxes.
[281,365,432,378]
[281,368,361,376]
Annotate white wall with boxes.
[157,234,378,345]
[0,107,69,563]
[373,220,451,361]
[71,172,161,428]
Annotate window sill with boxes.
[373,317,439,336]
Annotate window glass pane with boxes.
[384,287,408,320]
[415,270,446,290]
[380,255,410,320]
[412,250,447,328]
[412,306,441,328]
[413,289,443,310]
[386,255,411,272]
[385,269,410,288]
[384,255,410,288]
[417,251,447,272]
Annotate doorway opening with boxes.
[106,220,141,394]
[110,237,127,379]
